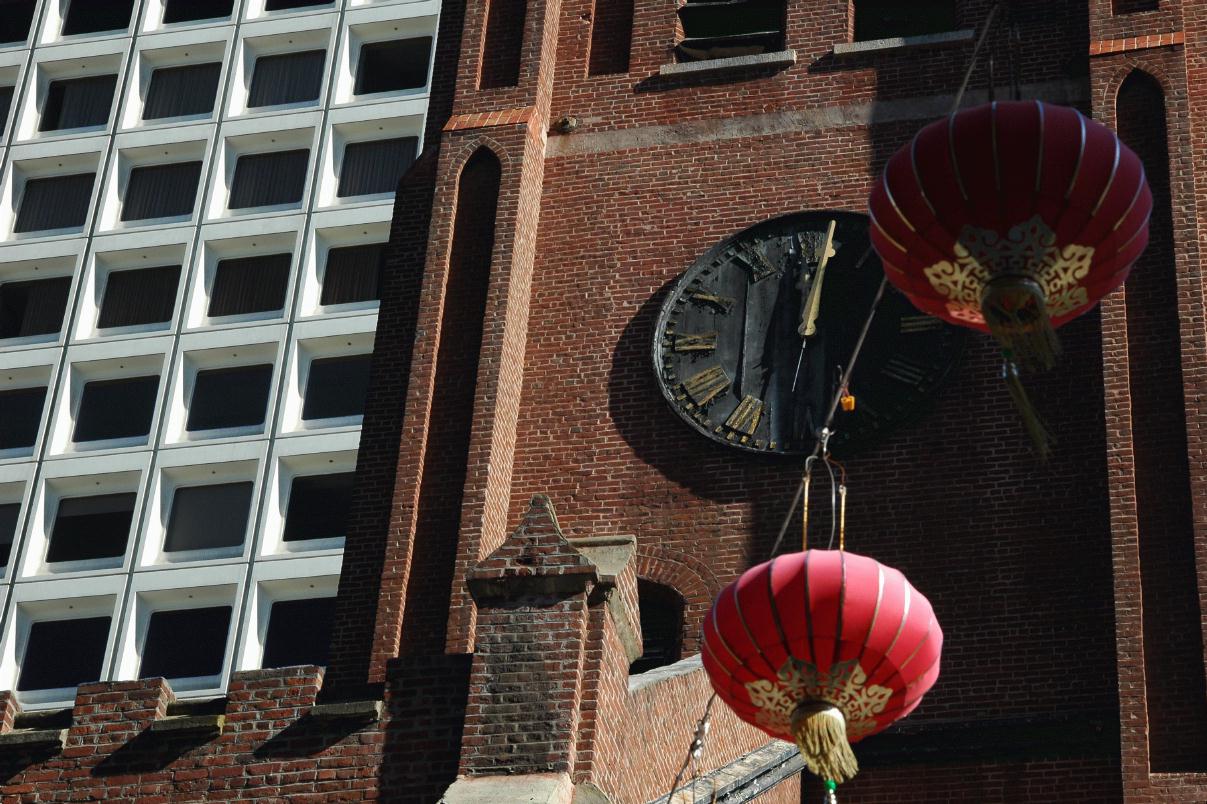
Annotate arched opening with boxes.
[629,579,685,675]
[479,0,526,88]
[1117,69,1207,772]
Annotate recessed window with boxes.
[261,597,334,669]
[354,39,432,95]
[302,355,371,421]
[0,503,20,569]
[1114,0,1159,12]
[0,386,46,449]
[338,137,418,198]
[47,492,136,563]
[62,0,136,35]
[40,75,118,131]
[121,162,203,222]
[186,364,273,433]
[163,0,235,23]
[144,63,221,120]
[0,86,13,135]
[17,616,110,691]
[0,1,36,44]
[321,244,382,306]
[15,173,96,233]
[0,277,71,337]
[676,0,785,62]
[629,579,684,674]
[73,376,159,443]
[854,0,955,41]
[208,253,291,318]
[283,472,353,542]
[139,606,231,680]
[248,50,325,108]
[265,0,333,9]
[98,265,181,329]
[229,150,309,209]
[164,482,253,553]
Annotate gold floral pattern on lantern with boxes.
[745,657,892,740]
[922,216,1095,324]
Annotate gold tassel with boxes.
[980,275,1061,372]
[790,702,859,785]
[1002,361,1052,461]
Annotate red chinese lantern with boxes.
[702,550,942,789]
[868,100,1151,370]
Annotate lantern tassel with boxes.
[980,275,1061,372]
[1002,361,1052,461]
[790,702,858,785]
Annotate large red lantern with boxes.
[702,550,942,787]
[868,100,1151,369]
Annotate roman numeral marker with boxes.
[674,332,718,352]
[881,355,929,386]
[723,395,764,442]
[900,315,943,334]
[680,366,731,407]
[688,291,734,312]
[732,247,777,282]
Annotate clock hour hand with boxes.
[800,219,838,338]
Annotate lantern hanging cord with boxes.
[950,2,1003,115]
[664,694,718,804]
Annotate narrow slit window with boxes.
[144,63,221,119]
[0,277,72,337]
[0,386,46,450]
[0,502,19,569]
[165,482,253,553]
[62,0,136,35]
[139,606,231,680]
[355,38,432,95]
[17,616,111,691]
[229,150,309,209]
[261,597,335,669]
[121,162,203,222]
[338,137,418,198]
[15,173,96,233]
[248,50,326,108]
[0,86,14,135]
[676,0,785,62]
[40,75,117,131]
[302,355,372,421]
[73,376,159,443]
[47,492,136,563]
[208,253,291,318]
[854,0,955,41]
[265,0,333,8]
[283,472,354,542]
[186,364,273,432]
[162,0,235,23]
[588,0,634,75]
[629,579,685,674]
[321,244,383,306]
[479,0,525,88]
[98,265,181,329]
[0,1,37,44]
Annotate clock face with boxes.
[652,211,965,456]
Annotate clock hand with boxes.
[735,278,750,397]
[800,219,838,338]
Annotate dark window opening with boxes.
[676,0,784,62]
[18,616,110,691]
[261,597,335,669]
[163,0,235,23]
[321,244,382,306]
[0,277,71,337]
[47,492,135,563]
[186,364,273,432]
[0,1,36,44]
[283,472,353,542]
[229,149,309,209]
[248,50,325,108]
[0,386,46,450]
[479,0,524,88]
[208,253,291,317]
[73,375,159,442]
[62,0,135,35]
[15,173,95,233]
[0,503,18,569]
[338,137,417,198]
[98,265,181,329]
[265,0,333,10]
[588,0,634,75]
[144,63,221,119]
[40,74,117,131]
[165,482,252,553]
[854,0,955,41]
[139,606,231,680]
[1114,0,1158,12]
[355,38,432,94]
[121,161,202,222]
[0,86,13,135]
[302,355,372,421]
[629,579,684,675]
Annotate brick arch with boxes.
[1096,61,1175,126]
[634,546,722,654]
[447,135,513,178]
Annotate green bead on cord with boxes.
[825,778,838,804]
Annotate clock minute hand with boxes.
[800,219,838,338]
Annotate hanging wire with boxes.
[664,694,717,804]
